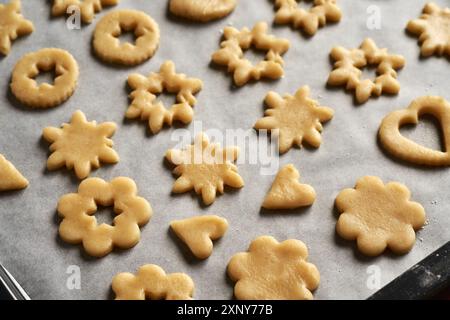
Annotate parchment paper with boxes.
[0,0,449,300]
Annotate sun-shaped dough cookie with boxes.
[254,86,334,154]
[228,236,320,300]
[126,61,203,134]
[407,2,450,57]
[51,0,119,24]
[273,0,342,36]
[0,154,28,191]
[112,264,194,300]
[335,176,426,256]
[43,110,119,180]
[165,133,244,205]
[0,0,34,56]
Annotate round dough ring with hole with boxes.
[10,48,79,109]
[93,9,160,66]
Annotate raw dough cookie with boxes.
[407,2,450,58]
[254,86,334,154]
[379,96,450,166]
[165,133,244,205]
[0,0,34,56]
[57,177,152,257]
[112,264,194,300]
[42,110,119,179]
[211,21,290,86]
[93,9,160,66]
[228,236,320,300]
[126,61,203,134]
[10,48,79,108]
[52,0,119,24]
[335,176,426,256]
[262,164,316,210]
[170,215,228,259]
[273,0,342,36]
[327,38,405,104]
[0,154,28,191]
[170,0,237,22]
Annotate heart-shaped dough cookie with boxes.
[378,96,450,166]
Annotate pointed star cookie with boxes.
[0,154,28,191]
[0,0,34,56]
[171,215,228,259]
[262,164,316,210]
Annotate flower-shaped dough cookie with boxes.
[170,0,237,22]
[57,177,152,257]
[335,176,426,256]
[327,38,405,104]
[52,0,119,24]
[0,0,34,56]
[407,3,450,58]
[0,154,28,192]
[126,61,203,134]
[43,110,119,180]
[166,133,244,205]
[273,0,342,36]
[254,86,334,154]
[211,22,290,86]
[228,236,320,300]
[112,264,194,300]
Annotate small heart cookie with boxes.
[262,164,316,210]
[170,215,228,259]
[378,96,450,166]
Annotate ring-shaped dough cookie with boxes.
[93,9,160,66]
[10,48,79,108]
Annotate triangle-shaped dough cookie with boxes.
[0,154,28,191]
[170,215,228,259]
[262,164,315,210]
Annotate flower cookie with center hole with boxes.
[0,0,34,56]
[165,133,244,205]
[93,9,160,66]
[228,236,320,300]
[51,0,119,24]
[126,61,203,134]
[0,154,28,192]
[407,2,450,58]
[327,38,405,104]
[169,0,237,22]
[273,0,342,36]
[254,86,334,154]
[211,21,290,86]
[112,264,194,300]
[335,176,426,257]
[42,110,119,180]
[57,177,152,258]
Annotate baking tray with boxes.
[0,0,449,300]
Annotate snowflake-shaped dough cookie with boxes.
[407,2,450,57]
[51,0,119,24]
[43,110,119,180]
[126,61,203,134]
[273,0,342,36]
[211,21,290,86]
[254,86,334,154]
[335,176,426,256]
[228,236,320,300]
[0,0,34,56]
[112,264,194,300]
[327,38,405,104]
[165,133,244,205]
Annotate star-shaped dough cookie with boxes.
[0,154,28,191]
[0,0,34,56]
[42,110,119,180]
[51,0,119,24]
[165,133,244,205]
[407,2,450,57]
[335,176,426,256]
[254,86,334,154]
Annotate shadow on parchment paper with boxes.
[259,205,314,217]
[224,269,236,300]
